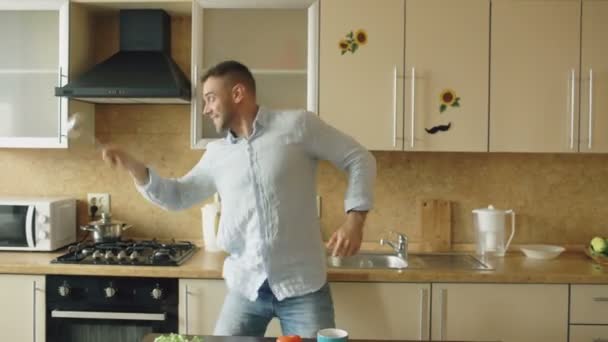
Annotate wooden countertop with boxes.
[0,246,607,284]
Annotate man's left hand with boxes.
[326,211,367,257]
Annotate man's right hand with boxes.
[101,146,149,186]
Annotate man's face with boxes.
[202,76,236,133]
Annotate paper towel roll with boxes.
[202,203,220,252]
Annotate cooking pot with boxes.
[80,213,132,243]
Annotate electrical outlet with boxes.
[87,193,110,217]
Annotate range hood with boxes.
[56,9,191,104]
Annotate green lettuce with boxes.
[154,333,203,342]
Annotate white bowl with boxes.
[520,245,565,259]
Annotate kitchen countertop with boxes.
[1,243,608,283]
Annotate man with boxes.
[102,60,376,337]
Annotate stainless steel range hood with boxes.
[56,9,191,104]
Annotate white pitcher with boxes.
[473,205,515,257]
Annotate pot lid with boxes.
[89,213,127,227]
[472,205,508,215]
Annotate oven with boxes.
[46,275,177,342]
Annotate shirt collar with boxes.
[224,106,268,144]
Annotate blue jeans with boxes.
[213,280,335,337]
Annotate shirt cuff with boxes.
[134,166,155,192]
[344,197,373,213]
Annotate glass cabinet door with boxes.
[0,0,69,148]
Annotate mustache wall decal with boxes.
[425,122,452,134]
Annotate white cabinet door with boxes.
[319,0,405,151]
[580,0,608,152]
[0,0,69,148]
[0,274,45,342]
[490,0,581,153]
[431,283,568,342]
[190,0,318,149]
[330,282,430,340]
[180,279,226,336]
[179,279,282,337]
[404,0,489,152]
[570,325,608,342]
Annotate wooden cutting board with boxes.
[412,198,452,252]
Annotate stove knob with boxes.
[104,250,115,261]
[117,250,128,261]
[129,251,140,261]
[58,283,70,297]
[92,250,103,260]
[151,286,163,300]
[104,285,117,298]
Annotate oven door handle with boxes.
[51,310,166,321]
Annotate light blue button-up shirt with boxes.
[137,107,376,301]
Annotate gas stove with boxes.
[51,239,198,266]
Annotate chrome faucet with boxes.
[380,232,408,260]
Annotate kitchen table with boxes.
[143,334,499,342]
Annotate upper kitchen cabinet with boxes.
[319,0,405,151]
[0,0,69,148]
[579,0,608,153]
[404,0,489,152]
[490,0,581,153]
[319,0,489,152]
[191,0,319,149]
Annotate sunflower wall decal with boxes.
[439,89,461,113]
[339,29,368,55]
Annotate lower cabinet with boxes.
[570,284,608,341]
[330,282,430,340]
[179,279,281,337]
[570,325,608,342]
[431,283,568,342]
[0,274,45,342]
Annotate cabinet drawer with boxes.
[570,325,608,342]
[571,285,608,324]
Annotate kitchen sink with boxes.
[327,253,410,269]
[327,253,491,270]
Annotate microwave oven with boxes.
[0,197,76,251]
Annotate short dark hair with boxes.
[201,60,256,95]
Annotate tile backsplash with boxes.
[3,106,608,246]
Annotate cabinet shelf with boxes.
[251,68,307,75]
[0,69,57,74]
[201,68,307,76]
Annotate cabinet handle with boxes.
[58,67,63,143]
[593,297,608,302]
[419,288,428,340]
[193,65,198,146]
[588,68,594,150]
[439,288,447,340]
[570,69,576,150]
[32,280,37,342]
[185,285,190,335]
[393,65,398,148]
[410,67,416,149]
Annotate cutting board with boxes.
[411,198,452,252]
